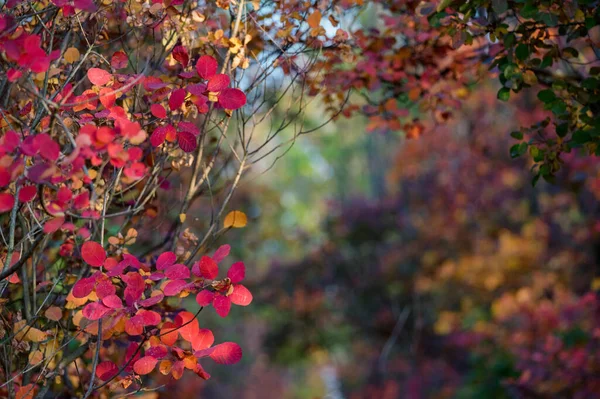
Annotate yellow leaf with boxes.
[224,211,247,228]
[14,320,47,342]
[28,350,44,365]
[64,47,80,64]
[179,213,186,223]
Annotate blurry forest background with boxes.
[147,74,600,397]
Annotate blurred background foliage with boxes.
[154,78,600,398]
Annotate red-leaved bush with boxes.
[0,0,349,397]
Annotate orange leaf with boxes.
[307,10,322,29]
[133,356,158,375]
[223,210,247,228]
[44,306,62,321]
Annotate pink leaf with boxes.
[87,68,112,86]
[213,245,230,263]
[156,252,176,270]
[213,295,231,318]
[178,131,197,153]
[81,241,106,267]
[218,88,246,110]
[207,74,230,92]
[196,290,215,307]
[163,279,187,296]
[209,342,242,365]
[227,261,245,283]
[133,356,158,375]
[230,284,253,306]
[82,302,111,320]
[164,264,190,280]
[102,294,122,309]
[196,55,218,79]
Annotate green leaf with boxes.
[556,123,568,138]
[510,142,528,158]
[572,129,591,144]
[515,44,529,61]
[497,87,511,101]
[436,0,453,12]
[582,78,598,90]
[510,131,523,140]
[537,89,556,103]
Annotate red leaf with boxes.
[18,186,37,203]
[125,343,141,372]
[207,74,230,92]
[36,134,59,161]
[178,131,197,153]
[164,264,190,280]
[150,126,167,147]
[133,356,158,375]
[209,342,242,365]
[191,328,214,351]
[169,89,186,110]
[43,217,64,234]
[175,311,200,342]
[87,68,112,86]
[172,45,189,67]
[156,252,176,270]
[196,55,218,79]
[198,256,218,279]
[125,317,144,336]
[230,284,253,306]
[95,279,116,298]
[160,322,178,346]
[111,51,128,69]
[138,292,164,307]
[102,294,122,309]
[72,277,95,298]
[82,302,111,320]
[96,361,118,381]
[196,290,215,307]
[218,88,246,110]
[138,310,161,326]
[0,193,15,213]
[163,279,187,296]
[150,104,167,119]
[213,245,230,263]
[81,241,106,267]
[227,261,245,283]
[213,295,231,317]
